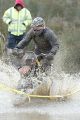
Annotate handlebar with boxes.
[12,48,48,60]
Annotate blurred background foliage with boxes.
[0,0,80,73]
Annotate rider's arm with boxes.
[46,29,59,55]
[16,29,33,49]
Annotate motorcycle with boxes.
[12,50,52,106]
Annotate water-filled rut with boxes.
[0,60,80,120]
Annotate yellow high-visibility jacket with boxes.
[3,7,32,36]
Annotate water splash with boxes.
[49,67,80,100]
[0,60,20,88]
[0,60,80,120]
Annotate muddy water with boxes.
[0,61,80,120]
[0,92,80,120]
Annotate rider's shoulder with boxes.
[44,27,54,37]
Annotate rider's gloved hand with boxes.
[12,48,18,56]
[12,48,24,58]
[37,53,46,61]
[37,52,54,61]
[45,52,54,60]
[18,49,24,58]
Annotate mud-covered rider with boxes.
[14,17,59,74]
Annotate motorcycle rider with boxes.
[15,17,59,74]
[12,18,59,106]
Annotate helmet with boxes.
[31,17,45,27]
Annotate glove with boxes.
[37,53,46,61]
[12,48,18,56]
[45,52,54,60]
[37,53,53,61]
[12,48,24,58]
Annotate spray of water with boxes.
[0,60,21,88]
[0,60,80,100]
[0,59,80,120]
[49,68,80,100]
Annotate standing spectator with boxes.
[3,0,32,52]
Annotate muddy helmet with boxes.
[31,17,45,27]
